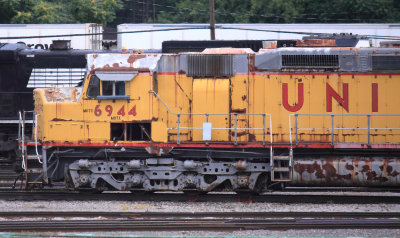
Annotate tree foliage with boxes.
[121,0,400,24]
[0,0,123,25]
[0,0,399,25]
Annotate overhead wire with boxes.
[131,0,400,22]
[118,0,398,23]
[0,25,400,41]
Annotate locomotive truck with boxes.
[20,38,400,193]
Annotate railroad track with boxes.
[0,162,24,189]
[0,211,399,231]
[0,190,400,204]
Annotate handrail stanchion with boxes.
[331,115,335,146]
[295,114,298,146]
[22,111,26,170]
[262,114,265,146]
[234,114,238,145]
[34,114,42,164]
[269,114,273,147]
[289,114,293,149]
[177,114,181,145]
[205,114,209,146]
[269,114,273,162]
[19,111,26,171]
[367,114,371,146]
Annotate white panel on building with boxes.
[0,24,103,49]
[118,23,400,49]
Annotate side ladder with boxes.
[270,149,293,182]
[19,111,47,188]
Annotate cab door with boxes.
[83,72,134,142]
[83,74,109,142]
[192,78,230,141]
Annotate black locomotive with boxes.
[0,41,90,168]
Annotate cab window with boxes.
[87,75,100,98]
[102,81,125,96]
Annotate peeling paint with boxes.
[87,53,161,73]
[44,87,82,102]
[292,157,400,186]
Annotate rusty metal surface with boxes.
[292,157,400,187]
[380,41,400,48]
[255,47,400,72]
[145,145,173,156]
[87,53,161,73]
[296,39,336,47]
[202,48,254,54]
[43,87,82,102]
[187,54,234,77]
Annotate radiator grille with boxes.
[187,55,234,77]
[282,55,339,68]
[27,68,85,88]
[372,56,400,70]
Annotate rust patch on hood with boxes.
[296,39,336,47]
[127,54,147,66]
[44,87,82,102]
[145,144,173,156]
[202,48,254,54]
[87,53,161,73]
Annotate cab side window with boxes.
[115,81,125,95]
[102,81,113,95]
[87,75,100,98]
[102,81,125,96]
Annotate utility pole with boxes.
[132,0,135,23]
[152,0,156,23]
[209,0,215,40]
[145,0,149,23]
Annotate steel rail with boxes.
[0,190,400,204]
[0,211,399,231]
[1,211,400,218]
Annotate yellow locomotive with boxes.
[21,38,400,192]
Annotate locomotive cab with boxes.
[33,54,162,145]
[83,71,152,143]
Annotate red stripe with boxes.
[156,72,185,75]
[244,72,400,76]
[156,72,400,76]
[21,142,400,150]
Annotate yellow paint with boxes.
[193,78,230,141]
[34,69,400,145]
[151,121,167,142]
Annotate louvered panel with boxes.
[187,55,234,77]
[281,55,339,68]
[27,68,85,88]
[372,56,400,70]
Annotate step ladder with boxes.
[270,149,293,182]
[22,148,45,189]
[19,111,47,188]
[24,154,44,188]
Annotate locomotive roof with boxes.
[87,45,400,74]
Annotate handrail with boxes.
[34,114,42,164]
[18,111,26,171]
[149,90,273,150]
[289,113,400,148]
[18,111,42,168]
